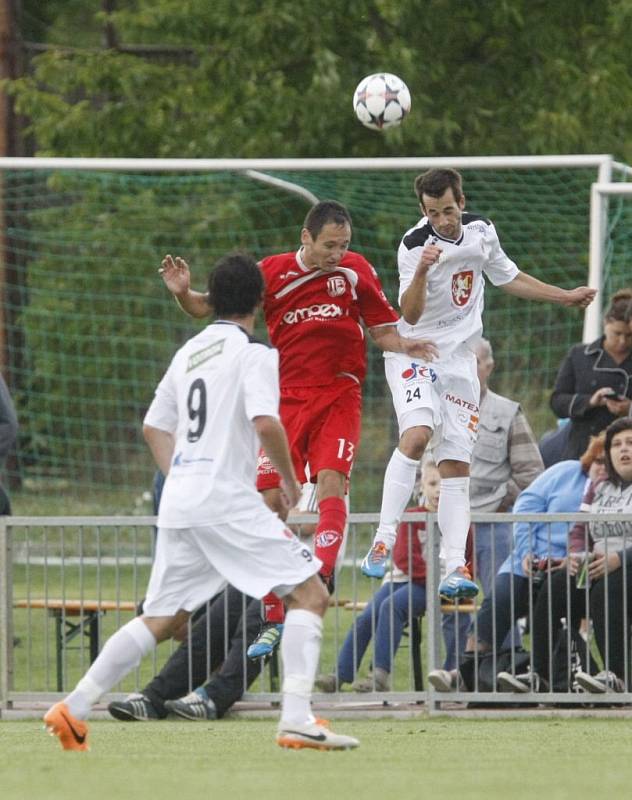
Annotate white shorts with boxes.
[384,348,480,464]
[143,509,321,617]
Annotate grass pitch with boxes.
[1,716,630,800]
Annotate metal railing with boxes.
[2,512,632,713]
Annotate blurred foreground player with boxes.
[44,252,358,752]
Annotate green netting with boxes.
[1,165,630,511]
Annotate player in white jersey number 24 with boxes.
[361,168,596,601]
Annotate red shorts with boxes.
[256,377,362,491]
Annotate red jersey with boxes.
[260,249,398,388]
[392,508,475,582]
[392,506,429,581]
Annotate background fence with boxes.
[3,511,632,715]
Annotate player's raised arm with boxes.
[399,244,442,325]
[159,254,212,318]
[368,324,439,362]
[501,271,597,308]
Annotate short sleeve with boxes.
[144,362,178,434]
[242,345,281,421]
[482,222,519,287]
[357,261,398,327]
[397,238,422,304]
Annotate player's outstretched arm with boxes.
[159,254,212,318]
[253,415,301,511]
[369,324,439,361]
[501,271,597,308]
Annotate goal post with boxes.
[0,155,630,509]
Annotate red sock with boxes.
[263,592,285,624]
[314,496,347,577]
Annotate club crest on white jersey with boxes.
[451,270,474,307]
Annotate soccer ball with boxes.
[352,73,411,131]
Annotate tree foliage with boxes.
[10,0,632,161]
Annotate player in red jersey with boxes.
[160,200,438,655]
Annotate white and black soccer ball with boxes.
[352,73,411,131]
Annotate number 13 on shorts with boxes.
[337,438,355,462]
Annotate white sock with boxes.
[438,477,470,573]
[65,616,156,719]
[374,448,419,549]
[280,608,323,727]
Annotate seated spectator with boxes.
[108,584,264,721]
[440,336,544,670]
[314,459,440,693]
[427,433,606,693]
[550,289,632,461]
[470,337,544,596]
[501,418,632,694]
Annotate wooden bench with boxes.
[13,599,137,691]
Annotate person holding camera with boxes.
[550,289,632,461]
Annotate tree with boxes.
[7,0,632,161]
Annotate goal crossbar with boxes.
[0,154,625,172]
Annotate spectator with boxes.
[440,336,543,670]
[108,585,265,721]
[550,289,632,461]
[571,418,632,694]
[0,373,18,515]
[470,337,544,596]
[315,458,440,693]
[499,418,632,694]
[428,433,606,693]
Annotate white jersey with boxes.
[396,213,519,357]
[144,321,280,528]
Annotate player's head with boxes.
[603,289,632,359]
[414,168,465,241]
[474,337,495,390]
[301,200,352,272]
[207,252,263,319]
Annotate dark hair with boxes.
[414,168,463,204]
[207,252,263,318]
[603,417,632,486]
[303,200,352,239]
[604,288,632,324]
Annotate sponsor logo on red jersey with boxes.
[282,303,344,324]
[327,276,346,297]
[451,270,473,307]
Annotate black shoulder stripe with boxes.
[215,320,272,347]
[462,212,491,226]
[248,333,272,348]
[402,222,434,250]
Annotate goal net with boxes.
[1,157,630,509]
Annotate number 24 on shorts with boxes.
[405,386,422,403]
